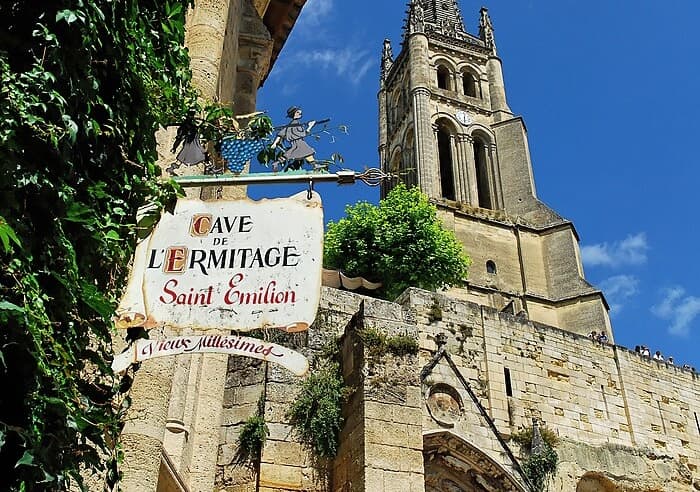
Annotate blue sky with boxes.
[249,0,700,368]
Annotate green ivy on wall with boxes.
[511,426,559,492]
[0,1,196,489]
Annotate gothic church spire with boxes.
[404,0,467,38]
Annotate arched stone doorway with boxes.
[424,431,527,492]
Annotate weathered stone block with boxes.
[259,463,303,489]
[261,440,306,467]
[365,443,424,473]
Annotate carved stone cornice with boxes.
[261,0,306,83]
[425,29,489,54]
[431,91,491,117]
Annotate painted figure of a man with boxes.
[272,106,316,170]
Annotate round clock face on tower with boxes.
[455,110,473,126]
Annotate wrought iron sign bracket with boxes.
[172,168,392,188]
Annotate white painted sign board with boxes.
[115,191,323,332]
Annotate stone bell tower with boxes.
[379,1,612,338]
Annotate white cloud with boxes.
[581,232,648,267]
[295,0,334,31]
[599,274,639,313]
[307,49,374,84]
[279,82,300,97]
[274,48,375,86]
[268,1,374,88]
[651,287,700,337]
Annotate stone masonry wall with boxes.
[491,118,536,214]
[217,286,699,491]
[216,289,361,491]
[400,287,699,491]
[343,300,424,492]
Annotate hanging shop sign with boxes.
[115,191,323,332]
[112,334,309,375]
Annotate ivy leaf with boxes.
[79,281,114,319]
[0,217,21,253]
[56,9,78,24]
[105,230,121,241]
[38,470,55,484]
[65,201,94,224]
[166,2,183,17]
[15,451,34,468]
[0,301,24,313]
[66,415,89,432]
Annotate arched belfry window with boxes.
[486,260,497,274]
[390,150,402,175]
[388,150,402,193]
[473,135,493,209]
[403,131,417,188]
[390,89,401,131]
[436,65,451,90]
[436,119,456,200]
[463,72,477,97]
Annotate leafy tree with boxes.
[324,184,471,299]
[0,1,195,489]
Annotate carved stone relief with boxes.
[426,383,464,427]
[424,431,526,492]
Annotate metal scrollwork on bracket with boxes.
[356,168,393,187]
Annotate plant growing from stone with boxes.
[237,415,269,463]
[511,426,560,449]
[358,327,419,358]
[521,445,558,492]
[511,426,559,492]
[287,362,348,458]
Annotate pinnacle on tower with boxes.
[479,6,497,55]
[380,38,394,83]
